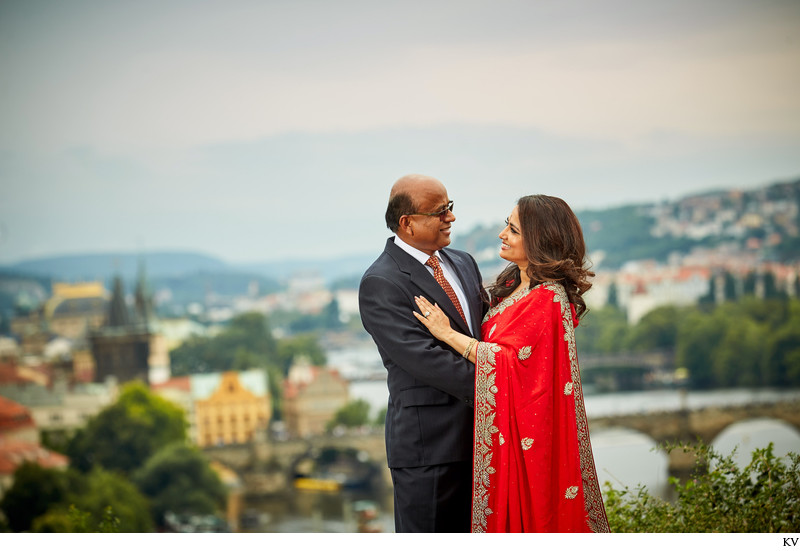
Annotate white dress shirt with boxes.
[394,236,475,335]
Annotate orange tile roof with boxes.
[0,364,29,385]
[151,375,192,392]
[0,396,35,433]
[0,439,69,475]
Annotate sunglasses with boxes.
[409,200,454,221]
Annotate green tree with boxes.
[322,298,344,329]
[67,382,186,475]
[762,271,786,300]
[734,296,790,329]
[170,312,280,375]
[230,347,264,371]
[576,305,629,355]
[762,322,800,387]
[33,469,153,532]
[373,406,387,426]
[676,309,727,389]
[606,282,619,309]
[625,305,682,352]
[33,504,120,533]
[266,364,285,420]
[0,462,68,532]
[133,442,227,527]
[277,334,326,373]
[712,318,767,387]
[326,399,371,431]
[604,443,800,532]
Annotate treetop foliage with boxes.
[169,311,325,376]
[604,442,800,532]
[66,381,187,475]
[577,297,800,390]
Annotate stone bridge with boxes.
[203,398,800,494]
[588,398,800,478]
[580,351,674,372]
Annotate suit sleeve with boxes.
[359,273,475,406]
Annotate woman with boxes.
[413,194,610,533]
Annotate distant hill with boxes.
[0,250,375,311]
[2,251,230,281]
[453,177,800,271]
[2,177,797,302]
[239,253,378,284]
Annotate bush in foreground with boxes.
[604,442,800,532]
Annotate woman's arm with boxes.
[413,296,478,363]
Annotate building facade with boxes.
[282,357,349,438]
[154,369,272,448]
[194,370,271,447]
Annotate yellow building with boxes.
[282,357,349,438]
[194,370,271,447]
[44,282,109,340]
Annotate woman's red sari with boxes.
[471,282,610,533]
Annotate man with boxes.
[359,174,487,532]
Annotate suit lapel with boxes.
[385,239,472,336]
[440,247,482,335]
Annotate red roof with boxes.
[0,439,69,475]
[151,375,191,392]
[0,363,31,385]
[0,396,35,433]
[0,362,52,386]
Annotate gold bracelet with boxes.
[462,338,477,359]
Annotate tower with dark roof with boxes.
[133,260,154,328]
[89,263,168,386]
[106,275,130,327]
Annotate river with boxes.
[243,372,800,532]
[350,382,800,500]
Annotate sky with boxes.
[1,0,799,265]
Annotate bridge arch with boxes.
[587,399,800,482]
[687,402,800,444]
[589,426,670,498]
[710,417,800,465]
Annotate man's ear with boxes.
[398,215,414,237]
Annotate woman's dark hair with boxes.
[385,192,415,232]
[487,194,594,318]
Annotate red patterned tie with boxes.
[426,255,468,325]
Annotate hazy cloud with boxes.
[1,0,798,263]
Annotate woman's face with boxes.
[498,206,528,269]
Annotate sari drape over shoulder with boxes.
[471,282,610,533]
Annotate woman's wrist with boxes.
[444,328,462,347]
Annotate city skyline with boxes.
[2,0,799,264]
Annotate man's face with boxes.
[403,183,456,256]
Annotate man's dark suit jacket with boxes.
[359,237,487,468]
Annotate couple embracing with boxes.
[358,174,610,533]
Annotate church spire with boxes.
[106,275,130,327]
[134,258,153,327]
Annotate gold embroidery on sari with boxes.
[472,342,501,533]
[543,282,611,533]
[565,486,579,500]
[518,346,532,361]
[499,433,505,445]
[488,324,497,339]
[521,437,534,450]
[564,382,574,395]
[483,286,531,324]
